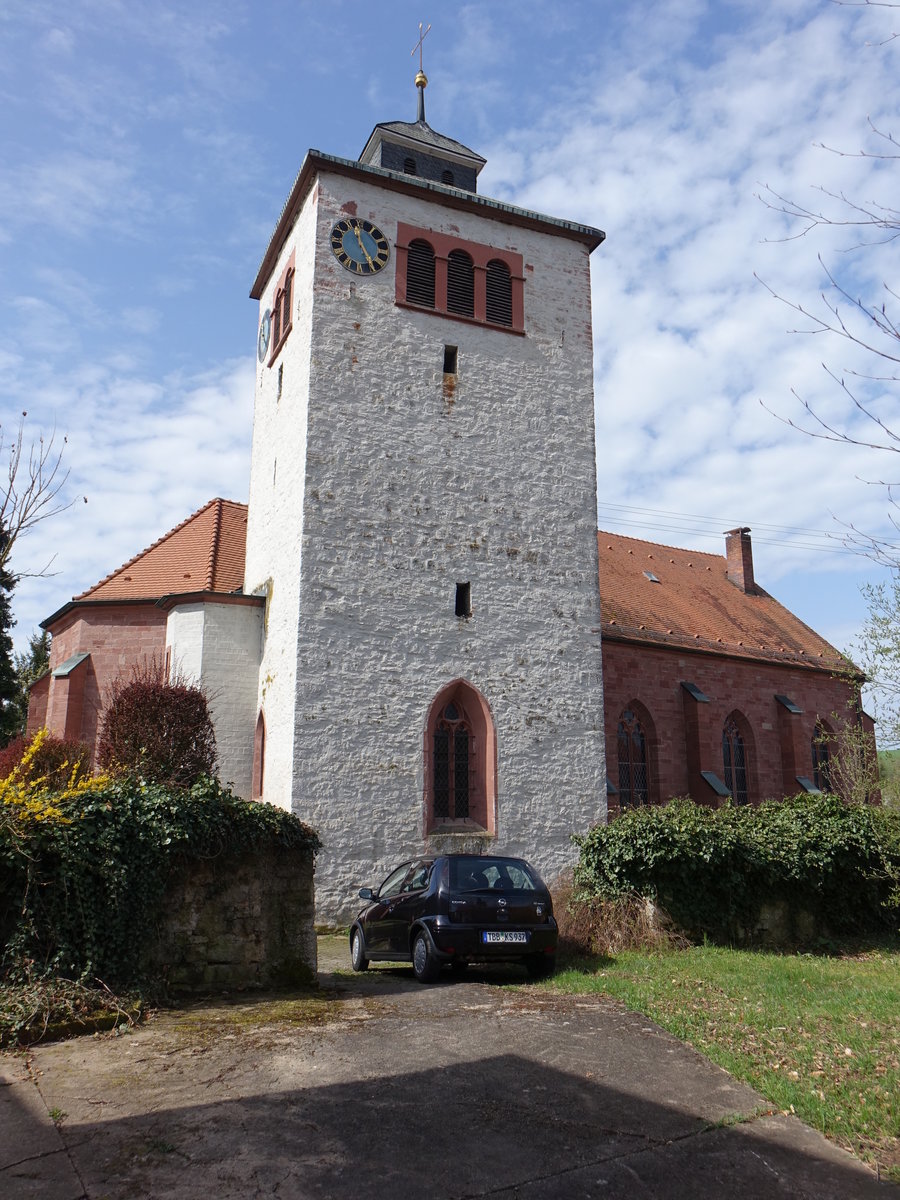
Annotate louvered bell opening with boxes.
[485,259,512,326]
[447,250,474,317]
[282,272,292,330]
[406,239,435,308]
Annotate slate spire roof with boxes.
[358,119,487,172]
[598,531,849,672]
[74,498,248,603]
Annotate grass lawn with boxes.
[550,944,900,1180]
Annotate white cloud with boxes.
[9,356,254,647]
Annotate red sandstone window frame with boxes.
[268,251,295,365]
[394,223,524,334]
[423,678,497,836]
[722,711,754,805]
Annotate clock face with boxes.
[330,218,390,275]
[257,309,271,362]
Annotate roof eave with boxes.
[601,626,858,676]
[250,151,605,300]
[155,591,265,612]
[41,596,166,630]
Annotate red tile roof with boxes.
[76,499,248,602]
[598,531,848,671]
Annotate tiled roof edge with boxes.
[74,498,246,601]
[601,624,858,675]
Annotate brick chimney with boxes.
[725,527,755,593]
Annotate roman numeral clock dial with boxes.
[330,217,390,275]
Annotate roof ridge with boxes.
[598,529,724,563]
[206,498,224,591]
[75,497,241,600]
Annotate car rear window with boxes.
[449,857,538,892]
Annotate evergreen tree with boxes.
[0,551,18,746]
[10,628,50,736]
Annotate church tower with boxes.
[243,67,607,919]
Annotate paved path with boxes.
[1,939,895,1199]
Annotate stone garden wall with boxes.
[148,845,316,991]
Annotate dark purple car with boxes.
[349,854,558,983]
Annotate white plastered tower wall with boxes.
[243,191,319,808]
[247,152,607,921]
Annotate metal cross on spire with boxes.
[411,22,431,74]
[411,21,431,122]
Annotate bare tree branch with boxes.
[0,414,82,579]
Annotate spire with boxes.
[411,21,431,124]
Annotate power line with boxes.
[596,501,900,557]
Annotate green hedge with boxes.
[0,775,320,986]
[573,795,900,943]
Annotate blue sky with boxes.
[2,1,898,722]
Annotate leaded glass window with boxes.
[617,709,648,808]
[723,717,748,804]
[433,702,471,820]
[812,724,831,792]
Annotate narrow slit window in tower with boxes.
[443,345,458,375]
[277,363,283,399]
[455,581,472,618]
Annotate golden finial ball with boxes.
[415,70,428,88]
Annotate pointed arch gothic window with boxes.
[617,708,648,809]
[447,249,475,317]
[424,680,496,834]
[433,701,471,820]
[722,716,748,804]
[406,238,436,309]
[812,722,831,792]
[252,711,266,800]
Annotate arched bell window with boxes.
[447,249,475,317]
[722,715,749,804]
[406,238,436,309]
[485,259,513,326]
[617,708,648,809]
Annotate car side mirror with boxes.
[358,887,374,900]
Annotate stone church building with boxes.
[28,82,869,920]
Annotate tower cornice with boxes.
[250,150,605,300]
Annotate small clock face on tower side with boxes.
[330,218,390,275]
[258,309,271,362]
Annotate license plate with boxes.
[482,931,529,944]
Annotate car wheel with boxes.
[525,954,556,980]
[350,927,369,972]
[412,930,441,983]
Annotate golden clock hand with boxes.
[354,224,375,268]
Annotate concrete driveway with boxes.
[1,937,895,1199]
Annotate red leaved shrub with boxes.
[98,658,217,788]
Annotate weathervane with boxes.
[411,21,431,122]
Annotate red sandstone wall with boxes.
[602,638,865,807]
[39,605,167,761]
